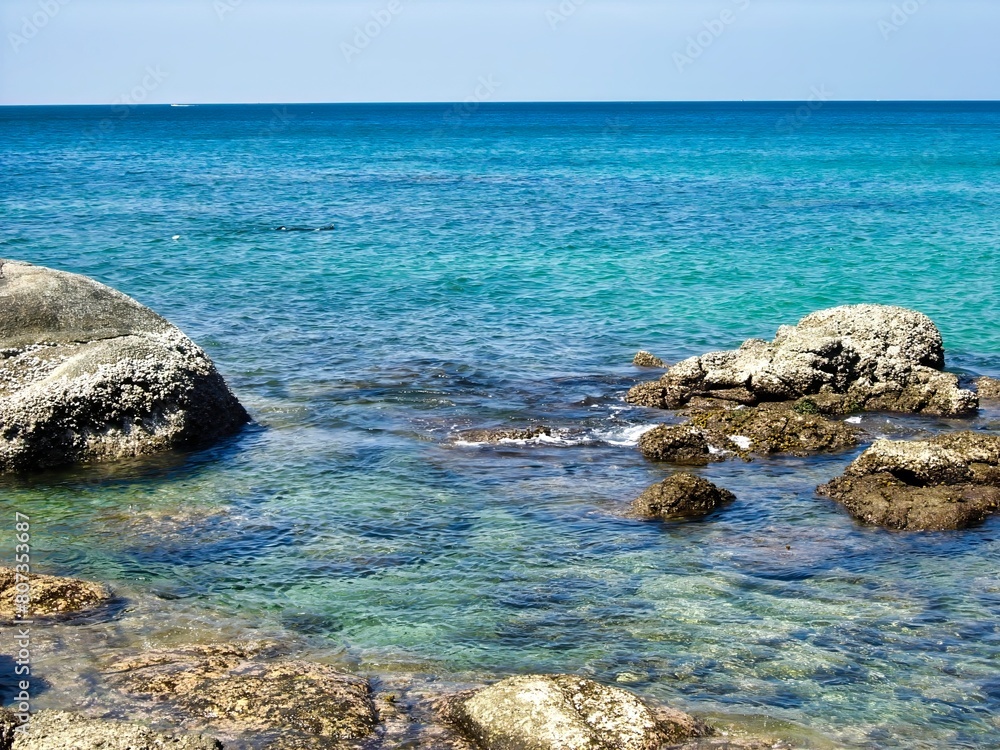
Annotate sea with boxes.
[1,102,999,748]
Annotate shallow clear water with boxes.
[1,102,999,748]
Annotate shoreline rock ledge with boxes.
[0,259,249,474]
[627,305,977,417]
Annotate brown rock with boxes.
[977,376,1000,401]
[819,474,1000,531]
[637,425,730,465]
[630,474,736,520]
[819,432,1000,530]
[0,568,111,621]
[104,643,378,748]
[458,426,553,444]
[687,403,860,457]
[632,351,666,369]
[9,711,221,750]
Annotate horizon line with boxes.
[2,98,1000,108]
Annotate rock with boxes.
[8,710,221,750]
[637,425,731,466]
[0,567,111,621]
[977,376,1000,401]
[445,674,710,750]
[458,426,553,444]
[1,709,16,750]
[819,475,999,532]
[638,403,857,465]
[0,259,249,474]
[819,432,1000,530]
[627,305,977,417]
[630,474,735,520]
[686,402,860,457]
[632,351,666,369]
[104,643,378,747]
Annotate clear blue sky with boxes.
[2,0,997,105]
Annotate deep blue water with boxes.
[1,102,999,748]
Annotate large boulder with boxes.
[819,432,1000,530]
[445,674,710,750]
[629,473,735,520]
[0,259,249,473]
[627,306,976,417]
[4,710,221,750]
[104,643,379,748]
[0,568,111,622]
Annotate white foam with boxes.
[592,423,658,447]
[728,435,752,450]
[845,416,862,424]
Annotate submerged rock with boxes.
[630,473,735,520]
[104,643,378,747]
[977,376,1000,401]
[0,567,111,621]
[819,432,1000,530]
[445,674,710,750]
[632,351,666,368]
[6,710,221,750]
[0,259,249,474]
[458,426,553,444]
[627,305,976,417]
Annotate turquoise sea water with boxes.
[1,102,999,748]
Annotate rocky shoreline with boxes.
[3,262,999,748]
[0,570,796,749]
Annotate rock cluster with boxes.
[627,305,976,417]
[445,674,710,750]
[819,432,1000,530]
[629,473,735,520]
[0,259,249,474]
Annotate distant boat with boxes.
[170,104,193,107]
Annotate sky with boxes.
[1,0,998,105]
